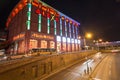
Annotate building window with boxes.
[67,38,70,43]
[62,43,66,51]
[76,44,78,51]
[71,39,74,43]
[75,39,77,44]
[50,41,55,48]
[56,36,61,42]
[41,40,47,48]
[67,44,70,52]
[29,39,38,49]
[57,42,61,52]
[62,37,66,43]
[78,40,80,44]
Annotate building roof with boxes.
[6,0,80,28]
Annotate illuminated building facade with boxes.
[6,0,81,54]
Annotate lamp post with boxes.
[98,39,102,51]
[94,39,103,51]
[96,40,99,51]
[84,33,93,50]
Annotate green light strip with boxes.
[54,20,57,35]
[26,3,32,30]
[72,24,75,38]
[26,20,30,30]
[60,18,62,36]
[72,24,74,33]
[28,3,32,11]
[65,21,67,37]
[27,12,31,20]
[47,18,50,34]
[76,27,78,38]
[69,23,71,37]
[38,14,41,32]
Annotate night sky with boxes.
[0,0,120,41]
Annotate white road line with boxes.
[92,78,101,80]
[109,65,111,68]
[109,70,111,75]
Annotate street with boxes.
[43,52,105,80]
[90,53,120,80]
[43,53,120,80]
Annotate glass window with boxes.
[67,38,70,43]
[75,39,77,43]
[41,40,47,48]
[56,36,61,42]
[78,40,81,44]
[62,37,66,42]
[71,39,74,43]
[29,39,38,49]
[50,41,55,48]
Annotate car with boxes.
[0,54,8,61]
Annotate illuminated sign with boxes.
[62,37,66,42]
[42,6,47,11]
[67,38,70,43]
[35,9,41,14]
[78,40,80,44]
[31,33,54,40]
[75,39,77,43]
[32,1,59,19]
[56,36,61,42]
[32,1,39,7]
[71,39,74,43]
[13,33,25,41]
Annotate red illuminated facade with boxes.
[6,0,81,54]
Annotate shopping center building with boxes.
[6,0,81,54]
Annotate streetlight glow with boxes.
[99,39,102,42]
[85,33,92,39]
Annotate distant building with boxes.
[0,31,6,44]
[116,0,120,2]
[6,0,81,54]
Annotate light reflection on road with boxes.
[44,52,105,80]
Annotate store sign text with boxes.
[13,33,25,41]
[31,33,54,40]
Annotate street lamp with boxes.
[94,39,103,51]
[85,33,92,39]
[99,39,102,42]
[84,33,93,50]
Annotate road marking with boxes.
[83,59,94,65]
[92,78,101,80]
[109,70,111,75]
[109,65,111,69]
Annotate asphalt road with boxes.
[90,53,120,80]
[44,52,105,80]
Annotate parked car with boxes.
[0,54,8,61]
